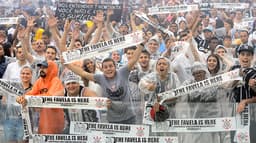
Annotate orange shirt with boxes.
[26,61,64,134]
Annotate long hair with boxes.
[207,54,221,75]
[82,59,96,86]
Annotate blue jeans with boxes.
[4,118,24,142]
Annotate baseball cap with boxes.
[215,45,227,52]
[237,44,254,55]
[203,26,213,33]
[64,72,80,85]
[191,62,208,74]
[37,60,48,68]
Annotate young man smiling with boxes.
[65,43,144,124]
[231,44,256,143]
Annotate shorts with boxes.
[4,118,24,141]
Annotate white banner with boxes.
[134,11,174,37]
[26,96,108,110]
[21,107,33,141]
[0,17,19,25]
[0,80,31,140]
[62,31,144,64]
[106,136,178,143]
[29,134,178,143]
[30,134,89,143]
[235,17,255,30]
[148,5,198,15]
[159,69,242,104]
[212,3,249,9]
[0,79,24,96]
[150,117,237,132]
[70,122,150,137]
[235,105,250,143]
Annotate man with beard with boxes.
[16,60,65,134]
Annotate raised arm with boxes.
[130,12,137,32]
[105,9,115,36]
[65,63,95,82]
[89,11,104,44]
[59,19,72,53]
[48,16,61,49]
[83,22,96,44]
[21,17,35,64]
[128,43,144,70]
[68,29,80,50]
[190,11,201,35]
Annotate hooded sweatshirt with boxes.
[26,61,64,134]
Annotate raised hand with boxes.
[17,26,26,41]
[47,16,58,28]
[16,95,27,107]
[64,19,72,31]
[27,16,35,28]
[107,9,114,17]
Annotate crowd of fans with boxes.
[0,0,256,143]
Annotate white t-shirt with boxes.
[2,61,30,82]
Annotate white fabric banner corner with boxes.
[0,17,19,25]
[148,4,198,15]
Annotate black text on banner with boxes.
[55,2,122,21]
[159,69,242,104]
[62,31,144,64]
[26,96,109,110]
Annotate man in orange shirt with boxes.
[16,60,65,134]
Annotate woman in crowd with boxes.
[207,54,222,76]
[3,66,33,143]
[82,58,102,96]
[110,50,123,68]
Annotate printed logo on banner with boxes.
[33,135,45,143]
[95,98,104,108]
[130,32,141,43]
[222,119,232,130]
[136,127,145,136]
[237,131,249,143]
[93,136,102,143]
[227,70,239,79]
[165,137,175,143]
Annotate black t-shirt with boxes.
[231,66,256,102]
